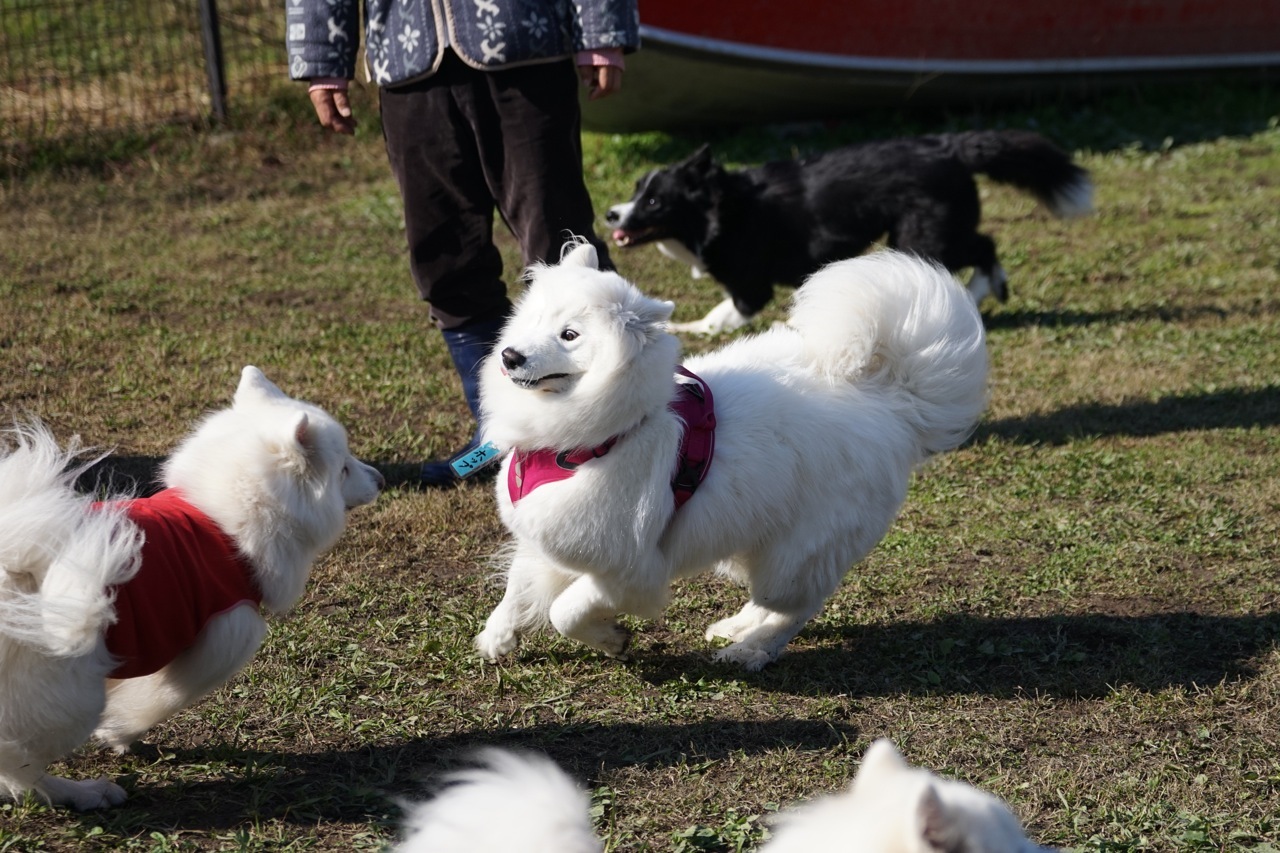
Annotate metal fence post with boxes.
[199,0,228,121]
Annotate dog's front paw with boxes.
[705,615,747,643]
[669,319,716,336]
[91,723,139,755]
[37,775,128,810]
[712,643,777,672]
[474,625,519,662]
[595,622,632,660]
[558,618,631,661]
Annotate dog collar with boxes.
[507,366,715,508]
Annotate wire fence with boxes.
[1,0,286,162]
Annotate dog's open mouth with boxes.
[510,372,569,390]
[612,227,658,248]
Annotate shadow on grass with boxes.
[68,717,853,831]
[589,612,1280,713]
[761,611,1280,699]
[982,301,1235,332]
[976,384,1280,445]
[49,611,1278,832]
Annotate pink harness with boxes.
[508,367,716,509]
[98,489,262,679]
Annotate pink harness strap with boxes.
[507,367,716,509]
[99,489,262,679]
[670,366,716,508]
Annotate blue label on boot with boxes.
[451,441,503,478]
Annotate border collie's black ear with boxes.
[686,143,715,170]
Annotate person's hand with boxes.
[308,87,357,134]
[578,63,623,101]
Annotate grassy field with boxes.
[1,76,1279,851]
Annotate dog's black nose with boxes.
[604,208,620,225]
[501,347,526,370]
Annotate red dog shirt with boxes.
[100,489,262,679]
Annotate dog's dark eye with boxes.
[341,464,350,480]
[645,197,658,207]
[560,328,579,342]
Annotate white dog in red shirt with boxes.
[0,366,381,809]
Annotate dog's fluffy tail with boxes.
[0,422,140,658]
[395,749,602,853]
[949,129,1093,218]
[789,251,989,457]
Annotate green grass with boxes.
[1,77,1279,851]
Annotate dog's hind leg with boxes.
[94,604,266,752]
[0,655,125,809]
[706,601,821,672]
[0,725,125,810]
[706,544,843,670]
[966,260,1007,306]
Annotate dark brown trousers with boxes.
[381,51,613,329]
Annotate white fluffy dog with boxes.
[762,740,1052,852]
[394,741,1052,852]
[474,244,988,670]
[396,750,602,853]
[0,366,382,809]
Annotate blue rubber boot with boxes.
[418,314,506,487]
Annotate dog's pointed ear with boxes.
[855,739,910,789]
[618,294,675,340]
[235,365,288,406]
[650,298,680,325]
[916,784,967,853]
[686,143,717,172]
[292,412,313,451]
[561,241,600,270]
[275,412,318,472]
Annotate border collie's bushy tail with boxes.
[789,251,989,457]
[950,129,1093,218]
[0,422,140,658]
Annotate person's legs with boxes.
[379,57,614,486]
[381,53,513,327]
[476,59,615,271]
[380,54,511,486]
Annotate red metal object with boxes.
[583,0,1280,130]
[638,0,1280,62]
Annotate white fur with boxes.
[475,245,988,670]
[762,739,1050,852]
[1047,176,1094,220]
[394,742,1051,852]
[670,296,751,335]
[0,367,381,809]
[656,238,709,278]
[966,264,1008,308]
[395,750,602,853]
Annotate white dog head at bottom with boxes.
[479,241,680,451]
[762,739,1052,853]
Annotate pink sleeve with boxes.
[575,48,626,69]
[308,77,350,92]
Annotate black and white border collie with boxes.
[606,131,1092,334]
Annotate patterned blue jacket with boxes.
[286,0,640,88]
